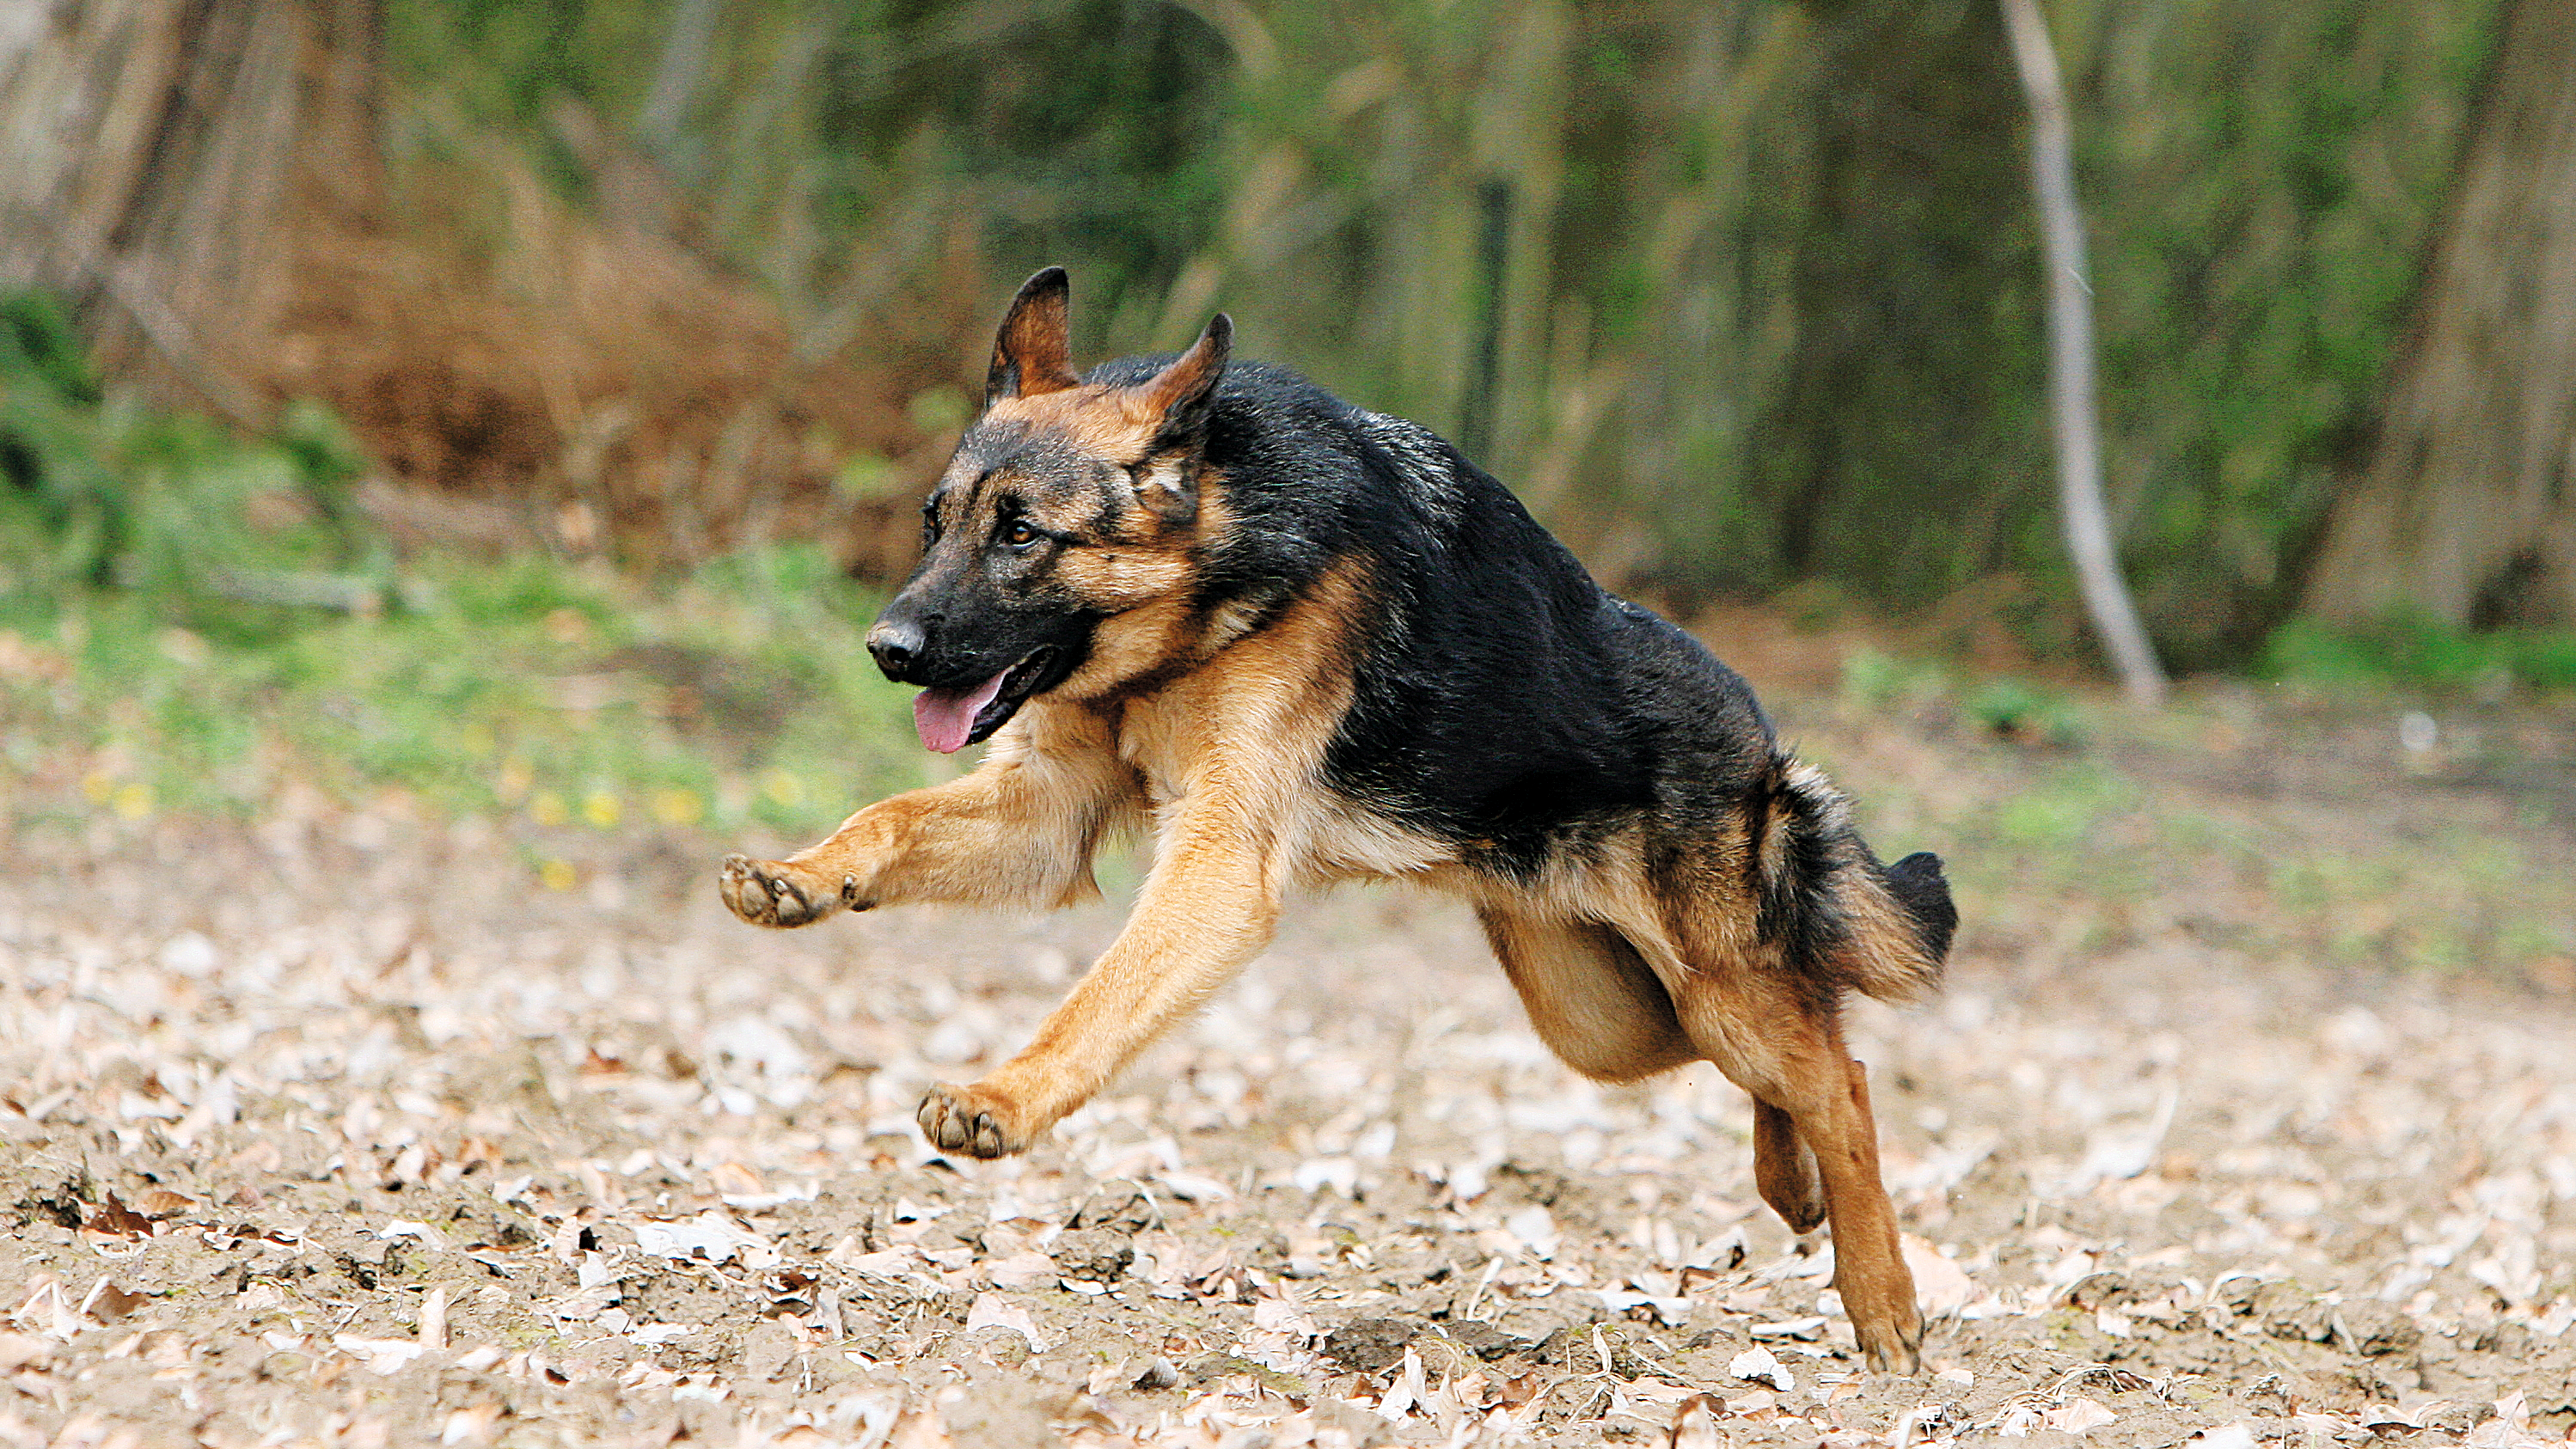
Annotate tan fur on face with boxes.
[982,386,1171,464]
[1045,481,1227,621]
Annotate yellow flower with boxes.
[582,791,621,828]
[650,787,704,827]
[529,789,569,827]
[113,782,153,820]
[538,858,578,892]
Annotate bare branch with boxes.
[1999,0,2168,705]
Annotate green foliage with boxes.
[0,292,365,595]
[383,0,664,131]
[376,0,2510,668]
[1743,2,2044,602]
[1,290,99,404]
[1838,646,1943,712]
[2261,615,2576,694]
[2069,0,2501,666]
[1840,645,2082,745]
[0,541,925,840]
[1962,677,2081,748]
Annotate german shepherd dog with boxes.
[719,268,1955,1372]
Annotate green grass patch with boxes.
[2262,614,2576,696]
[0,542,925,840]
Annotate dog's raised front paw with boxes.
[916,1082,1031,1159]
[718,854,847,928]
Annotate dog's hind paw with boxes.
[917,1083,1028,1159]
[1852,1305,1925,1377]
[719,854,847,928]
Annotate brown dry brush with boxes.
[0,0,969,576]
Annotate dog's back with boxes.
[1151,361,1955,1013]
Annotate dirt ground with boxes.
[3,679,2574,1447]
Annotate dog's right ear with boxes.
[985,266,1080,407]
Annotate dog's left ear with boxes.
[1139,313,1231,451]
[1126,313,1231,523]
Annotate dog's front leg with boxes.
[720,724,1135,927]
[917,801,1281,1158]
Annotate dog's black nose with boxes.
[867,621,924,676]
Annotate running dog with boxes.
[719,267,1956,1372]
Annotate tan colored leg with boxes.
[1753,1098,1827,1234]
[1671,971,1923,1373]
[918,801,1280,1157]
[719,712,1137,926]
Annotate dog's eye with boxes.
[1001,520,1042,551]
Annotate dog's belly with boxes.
[1293,799,1458,885]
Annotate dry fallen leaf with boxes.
[418,1285,450,1349]
[1903,1236,1979,1316]
[1728,1345,1793,1392]
[79,1280,149,1324]
[2044,1397,2117,1435]
[9,696,2576,1448]
[962,1294,1046,1352]
[983,1252,1059,1289]
[83,1193,153,1239]
[631,1213,774,1267]
[334,1336,431,1374]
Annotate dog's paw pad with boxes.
[917,1084,1019,1159]
[719,855,837,928]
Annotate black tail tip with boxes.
[1887,851,1958,957]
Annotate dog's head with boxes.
[869,267,1233,752]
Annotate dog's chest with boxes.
[1111,696,1199,805]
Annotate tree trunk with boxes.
[0,0,382,424]
[2304,0,2576,629]
[1998,0,2167,704]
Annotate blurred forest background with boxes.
[4,0,2576,837]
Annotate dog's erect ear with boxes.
[1125,314,1231,523]
[985,266,1080,407]
[1137,313,1232,449]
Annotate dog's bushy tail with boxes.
[1751,755,1955,1005]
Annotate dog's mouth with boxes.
[911,647,1062,754]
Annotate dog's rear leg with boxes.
[1752,1100,1826,1234]
[1672,972,1922,1373]
[1476,909,1697,1083]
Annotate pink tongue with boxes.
[912,669,1012,754]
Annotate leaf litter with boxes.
[1,697,2574,1445]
